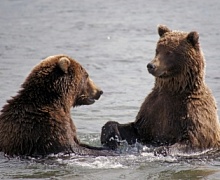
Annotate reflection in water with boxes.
[158,169,218,180]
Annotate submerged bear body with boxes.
[101,25,220,153]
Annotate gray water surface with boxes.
[1,0,220,179]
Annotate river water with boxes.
[1,0,220,179]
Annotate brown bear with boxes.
[0,54,114,157]
[101,25,220,154]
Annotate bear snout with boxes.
[147,63,156,70]
[87,78,103,100]
[75,89,103,106]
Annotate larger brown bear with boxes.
[101,25,220,154]
[0,54,113,157]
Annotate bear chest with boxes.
[137,92,188,144]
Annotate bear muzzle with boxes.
[147,62,168,77]
[76,89,103,106]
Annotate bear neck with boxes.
[14,87,74,114]
[154,69,205,95]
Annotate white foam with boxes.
[37,146,215,169]
[67,156,125,169]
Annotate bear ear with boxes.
[158,25,171,37]
[187,31,199,47]
[58,57,70,73]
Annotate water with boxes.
[1,0,220,179]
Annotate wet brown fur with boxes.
[0,55,112,157]
[101,25,220,153]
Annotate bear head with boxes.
[147,25,205,93]
[21,55,103,108]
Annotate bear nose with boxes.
[94,90,103,100]
[147,63,156,70]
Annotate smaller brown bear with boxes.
[0,55,113,157]
[101,25,220,154]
